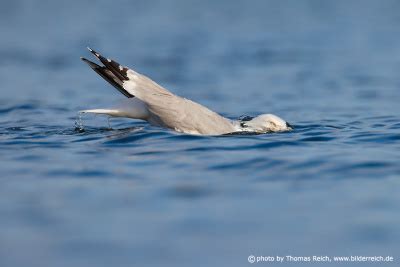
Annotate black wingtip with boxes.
[81,57,101,69]
[85,48,129,81]
[81,52,134,98]
[87,47,102,59]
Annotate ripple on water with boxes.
[349,132,400,144]
[0,103,40,114]
[102,130,168,145]
[300,136,336,142]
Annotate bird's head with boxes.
[240,114,293,133]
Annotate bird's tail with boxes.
[80,108,123,116]
[79,98,150,120]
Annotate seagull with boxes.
[80,48,292,135]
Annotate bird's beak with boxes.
[286,122,294,130]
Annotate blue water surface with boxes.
[0,0,399,266]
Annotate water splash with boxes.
[74,112,85,133]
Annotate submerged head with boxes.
[241,114,293,133]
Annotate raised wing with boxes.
[81,48,235,134]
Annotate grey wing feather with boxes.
[144,96,236,135]
[122,74,235,134]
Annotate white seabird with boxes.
[80,48,292,135]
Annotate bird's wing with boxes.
[145,97,236,135]
[81,48,235,135]
[83,47,173,99]
[80,56,134,98]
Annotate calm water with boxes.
[1,1,400,266]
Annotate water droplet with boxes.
[74,112,85,133]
